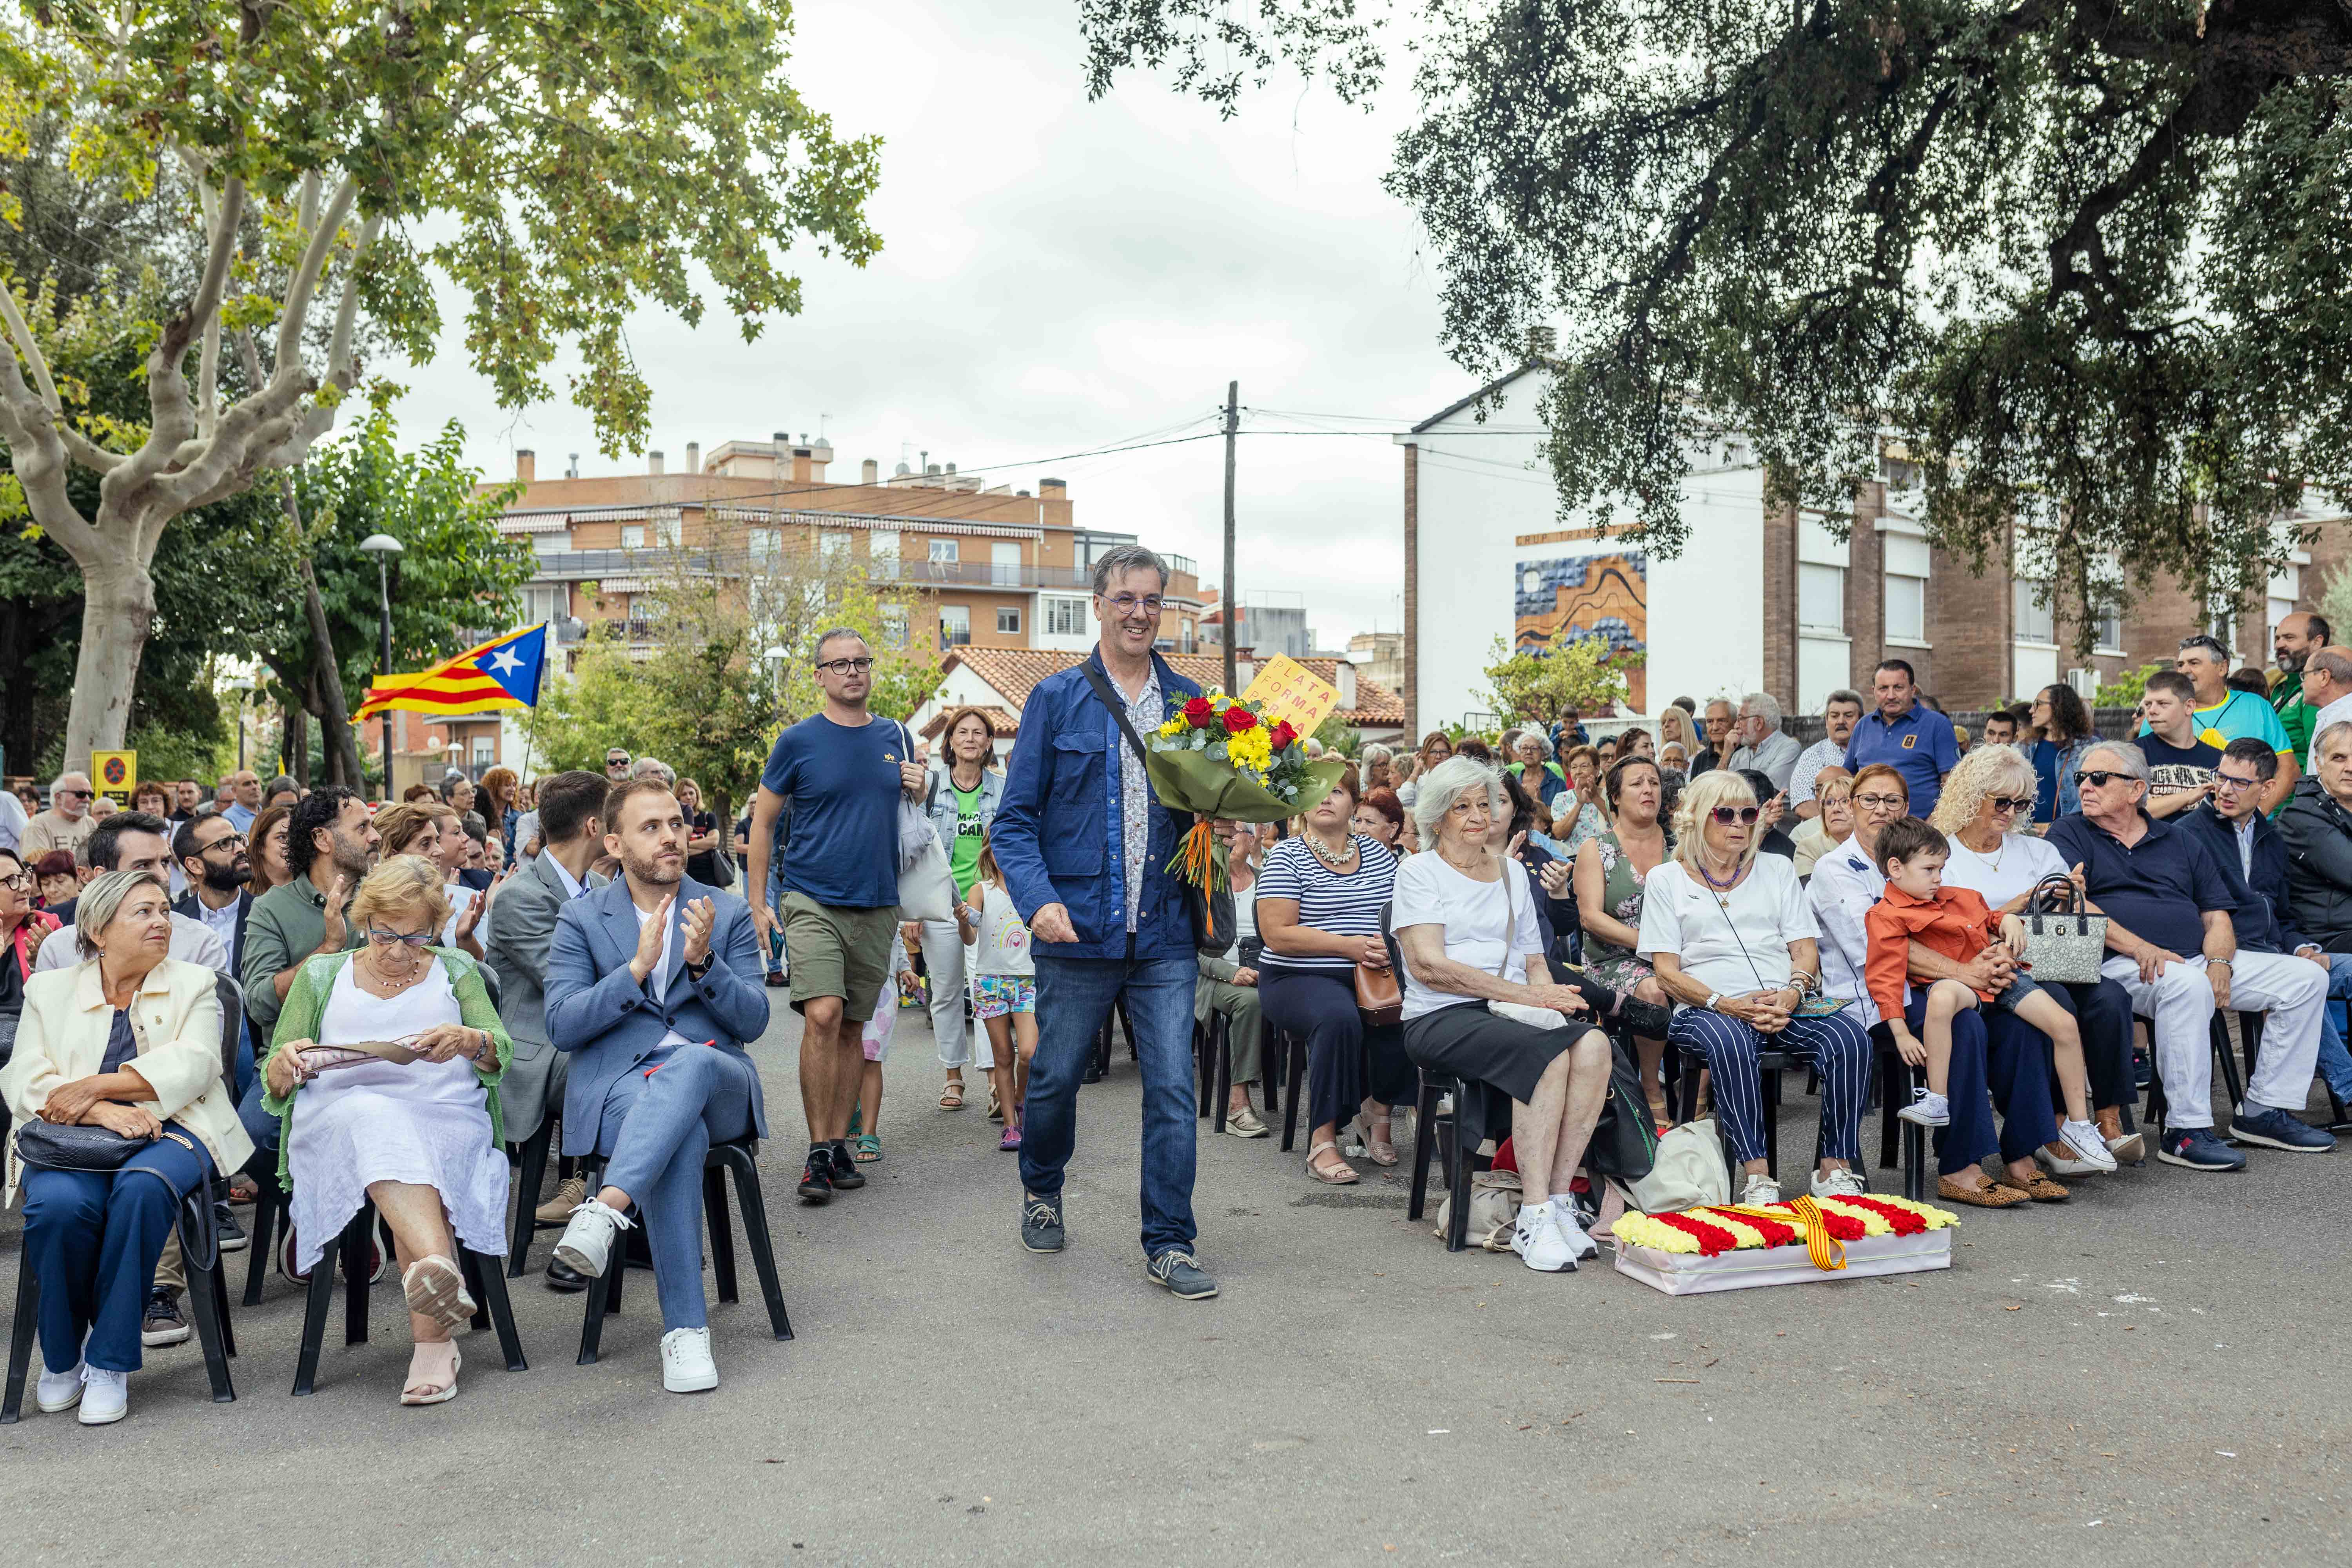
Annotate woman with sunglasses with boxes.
[261,853,513,1406]
[1930,746,2143,1167]
[1641,770,1873,1207]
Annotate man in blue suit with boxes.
[992,545,1227,1300]
[544,778,771,1392]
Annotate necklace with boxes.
[1694,853,1745,908]
[364,948,427,994]
[1307,832,1357,869]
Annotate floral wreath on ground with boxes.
[1611,1194,1959,1257]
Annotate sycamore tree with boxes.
[1082,0,2352,649]
[0,0,880,770]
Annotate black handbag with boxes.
[1586,1037,1661,1182]
[14,1118,151,1172]
[1077,660,1236,953]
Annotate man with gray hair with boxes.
[2296,645,2352,759]
[22,771,98,860]
[2046,740,2325,1172]
[630,756,678,787]
[1725,691,1801,792]
[1790,689,1864,820]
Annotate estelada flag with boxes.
[354,623,547,720]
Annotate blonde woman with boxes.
[1635,769,1872,1207]
[1658,704,1701,760]
[374,803,493,958]
[1790,771,1855,877]
[262,854,513,1406]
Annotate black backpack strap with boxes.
[1078,659,1153,768]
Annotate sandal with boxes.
[1936,1174,2028,1209]
[939,1080,965,1111]
[401,1254,477,1334]
[987,1087,1003,1123]
[1304,1139,1359,1185]
[853,1133,883,1163]
[400,1341,462,1406]
[1350,1113,1398,1166]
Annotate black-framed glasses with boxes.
[365,927,434,948]
[1987,796,2031,814]
[0,872,31,891]
[2072,769,2132,789]
[606,754,631,767]
[817,656,875,673]
[2212,772,2263,794]
[1708,806,1761,825]
[197,832,247,854]
[2177,635,2229,658]
[1853,792,1907,809]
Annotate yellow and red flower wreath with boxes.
[1611,1194,1958,1258]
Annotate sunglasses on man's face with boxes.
[2072,770,2133,789]
[1708,806,1761,826]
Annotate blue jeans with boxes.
[1021,949,1200,1259]
[1901,993,2058,1175]
[22,1131,214,1374]
[237,1078,280,1160]
[2311,955,2352,1103]
[595,1045,759,1332]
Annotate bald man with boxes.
[2274,612,2333,766]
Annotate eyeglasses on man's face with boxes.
[198,833,246,855]
[2177,635,2229,658]
[54,788,91,800]
[606,754,630,768]
[2072,769,2134,790]
[2212,771,2263,795]
[817,656,875,674]
[1098,593,1163,617]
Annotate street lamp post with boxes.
[359,533,404,800]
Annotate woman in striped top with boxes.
[1256,771,1412,1183]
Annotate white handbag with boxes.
[893,722,957,925]
[1627,1116,1733,1214]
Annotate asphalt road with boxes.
[1,1005,2346,1565]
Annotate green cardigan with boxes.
[260,948,515,1189]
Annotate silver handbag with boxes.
[2019,873,2107,985]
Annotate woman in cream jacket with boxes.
[2,870,252,1425]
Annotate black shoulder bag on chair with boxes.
[1076,662,1234,954]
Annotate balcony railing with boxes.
[526,547,1096,593]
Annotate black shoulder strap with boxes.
[1079,659,1152,768]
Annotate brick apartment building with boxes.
[423,434,1207,776]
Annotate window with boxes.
[997,606,1021,635]
[748,527,779,564]
[939,605,970,646]
[621,524,646,549]
[653,514,681,548]
[882,604,909,648]
[819,531,852,564]
[470,736,495,768]
[990,541,1022,585]
[929,539,959,564]
[1798,564,1845,632]
[1043,595,1087,636]
[522,584,566,626]
[869,530,900,579]
[2013,579,2055,644]
[1885,573,1926,641]
[2096,601,2124,652]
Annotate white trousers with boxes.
[2100,950,2324,1127]
[916,918,987,1070]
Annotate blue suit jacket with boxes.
[2181,801,2312,956]
[991,648,1203,961]
[543,875,771,1157]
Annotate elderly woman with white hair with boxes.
[1392,757,1618,1273]
[1637,769,1872,1206]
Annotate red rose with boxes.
[1182,696,1216,727]
[1270,720,1298,751]
[1222,706,1258,735]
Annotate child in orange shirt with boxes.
[1866,819,2112,1171]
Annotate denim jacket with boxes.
[922,762,1003,862]
[991,650,1203,960]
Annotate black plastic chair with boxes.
[505,1114,559,1276]
[1405,1067,1497,1252]
[5,1185,236,1421]
[1193,1013,1234,1134]
[2145,1011,2254,1137]
[1866,1026,1929,1202]
[290,1198,527,1396]
[573,1139,792,1365]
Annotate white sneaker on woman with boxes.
[2058,1118,2120,1172]
[1810,1167,1867,1200]
[1739,1174,1782,1206]
[552,1198,633,1279]
[661,1326,719,1393]
[1510,1201,1577,1272]
[35,1361,83,1414]
[78,1367,129,1426]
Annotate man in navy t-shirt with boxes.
[745,628,924,1204]
[1842,659,1960,818]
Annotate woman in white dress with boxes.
[261,854,513,1406]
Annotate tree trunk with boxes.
[280,474,367,789]
[288,687,312,788]
[61,552,156,772]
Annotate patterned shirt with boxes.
[1116,664,1161,932]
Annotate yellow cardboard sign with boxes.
[1240,655,1338,740]
[91,750,136,798]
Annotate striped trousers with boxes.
[1665,1006,1873,1166]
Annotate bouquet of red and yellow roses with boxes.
[1149,688,1346,914]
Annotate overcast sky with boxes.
[386,0,1486,648]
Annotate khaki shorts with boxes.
[783,890,900,1022]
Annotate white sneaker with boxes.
[1896,1090,1951,1127]
[35,1361,83,1414]
[1510,1201,1577,1272]
[1551,1204,1601,1261]
[78,1366,128,1426]
[1739,1174,1782,1206]
[552,1198,633,1279]
[2057,1119,2120,1173]
[660,1326,719,1393]
[1810,1167,1867,1200]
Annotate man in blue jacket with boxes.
[543,778,773,1391]
[991,545,1224,1299]
[2179,738,2336,1149]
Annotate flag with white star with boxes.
[354,623,548,719]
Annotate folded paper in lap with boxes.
[1609,1193,1959,1295]
[303,1037,425,1073]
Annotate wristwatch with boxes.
[1704,991,1723,1013]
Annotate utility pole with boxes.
[1222,380,1238,695]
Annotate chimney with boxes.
[862,458,879,485]
[684,441,700,475]
[566,453,579,479]
[1336,661,1357,711]
[791,446,813,483]
[648,449,665,476]
[944,462,957,478]
[1038,477,1067,500]
[810,437,832,483]
[516,448,535,485]
[771,431,790,479]
[1527,325,1557,361]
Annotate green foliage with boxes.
[2317,562,2352,653]
[1082,0,2352,652]
[1481,632,1641,727]
[2093,664,2165,710]
[1310,712,1360,756]
[125,719,234,785]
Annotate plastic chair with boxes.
[4,1185,236,1421]
[1405,1067,1497,1253]
[290,1198,527,1396]
[573,1139,793,1365]
[1193,1013,1234,1134]
[2145,1012,2254,1136]
[505,1114,559,1276]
